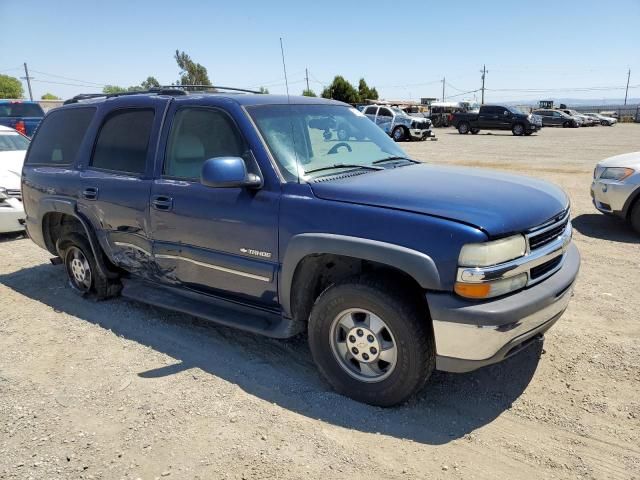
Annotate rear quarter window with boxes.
[26,108,96,165]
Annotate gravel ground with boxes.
[1,124,639,480]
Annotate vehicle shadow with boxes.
[572,213,639,244]
[0,263,543,446]
[0,232,27,243]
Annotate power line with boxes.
[29,69,105,87]
[30,79,105,88]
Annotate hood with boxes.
[309,164,569,237]
[597,151,640,169]
[0,150,26,190]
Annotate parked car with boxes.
[532,109,579,128]
[560,109,595,126]
[362,105,434,141]
[451,104,542,136]
[22,89,579,406]
[584,113,617,126]
[0,125,29,233]
[0,100,45,138]
[591,151,640,233]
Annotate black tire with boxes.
[391,126,406,142]
[512,123,525,136]
[59,232,121,299]
[471,128,480,134]
[308,276,435,407]
[562,121,570,128]
[630,201,640,235]
[457,122,470,134]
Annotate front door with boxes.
[149,105,280,308]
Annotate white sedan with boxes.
[0,125,29,233]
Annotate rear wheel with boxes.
[60,233,121,299]
[457,122,470,134]
[308,276,435,407]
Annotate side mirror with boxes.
[200,157,262,189]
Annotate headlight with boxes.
[458,234,526,267]
[599,167,634,181]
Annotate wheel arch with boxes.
[280,234,441,321]
[622,185,640,219]
[40,199,119,279]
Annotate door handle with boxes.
[151,195,173,211]
[82,187,98,200]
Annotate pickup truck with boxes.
[22,88,579,406]
[452,104,542,136]
[362,104,434,141]
[0,100,45,137]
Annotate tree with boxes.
[103,85,127,94]
[321,76,360,104]
[258,86,269,94]
[175,50,211,86]
[0,74,24,99]
[301,88,316,97]
[41,93,60,100]
[141,76,160,89]
[358,78,379,101]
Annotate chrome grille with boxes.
[527,210,570,251]
[6,189,21,201]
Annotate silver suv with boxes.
[591,151,640,233]
[363,105,434,141]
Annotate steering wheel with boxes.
[327,142,353,155]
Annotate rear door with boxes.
[148,102,280,308]
[77,97,167,274]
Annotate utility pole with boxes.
[442,77,445,101]
[305,68,310,93]
[624,68,631,105]
[21,62,34,101]
[480,65,487,105]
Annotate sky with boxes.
[2,0,639,104]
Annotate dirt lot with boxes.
[1,124,639,480]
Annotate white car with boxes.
[584,113,618,126]
[591,151,640,233]
[0,125,28,233]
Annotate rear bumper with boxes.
[429,242,580,373]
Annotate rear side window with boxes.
[26,108,95,165]
[164,108,246,179]
[0,102,45,117]
[364,106,377,115]
[91,109,154,175]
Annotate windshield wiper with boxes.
[372,156,419,165]
[305,164,384,174]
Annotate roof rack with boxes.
[63,85,263,105]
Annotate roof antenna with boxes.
[279,37,290,100]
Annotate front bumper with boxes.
[590,178,638,216]
[409,128,434,140]
[429,242,580,373]
[0,198,26,233]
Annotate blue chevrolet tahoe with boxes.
[21,88,580,406]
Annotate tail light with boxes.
[15,120,26,136]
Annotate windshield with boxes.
[248,104,407,181]
[0,133,30,152]
[507,106,524,115]
[391,107,406,116]
[0,103,45,118]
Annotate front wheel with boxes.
[563,121,570,128]
[512,123,525,136]
[630,201,640,235]
[308,276,435,407]
[457,122,470,134]
[392,126,406,142]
